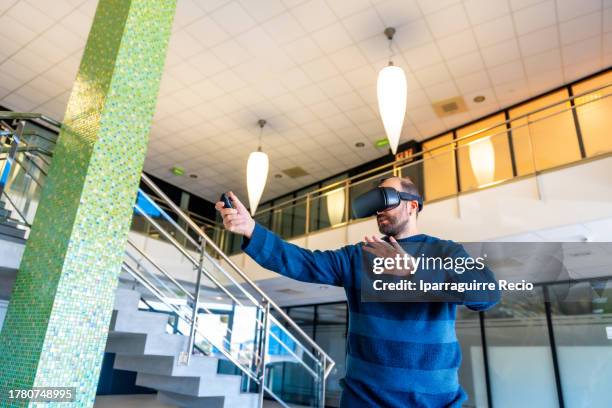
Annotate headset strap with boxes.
[398,192,423,212]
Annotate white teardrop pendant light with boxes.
[246,119,269,216]
[377,27,407,155]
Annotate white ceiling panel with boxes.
[0,0,608,206]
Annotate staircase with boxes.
[108,287,258,408]
[0,111,334,408]
[0,199,27,242]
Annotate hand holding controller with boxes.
[215,191,256,239]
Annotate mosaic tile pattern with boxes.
[0,1,176,406]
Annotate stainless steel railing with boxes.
[0,113,333,408]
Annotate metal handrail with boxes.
[0,114,335,399]
[252,80,612,215]
[140,172,336,378]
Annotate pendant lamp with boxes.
[377,27,407,155]
[246,119,269,215]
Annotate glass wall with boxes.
[280,277,611,407]
[548,279,612,408]
[509,89,581,175]
[571,71,612,158]
[456,113,513,191]
[422,132,457,201]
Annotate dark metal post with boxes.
[182,238,205,365]
[0,120,25,198]
[258,300,270,408]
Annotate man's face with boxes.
[376,178,410,237]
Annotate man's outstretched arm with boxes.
[216,192,350,287]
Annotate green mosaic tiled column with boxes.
[0,0,176,406]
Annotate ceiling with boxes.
[0,0,611,205]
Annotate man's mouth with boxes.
[377,216,389,224]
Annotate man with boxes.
[216,176,499,407]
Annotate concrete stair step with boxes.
[106,331,187,357]
[113,354,219,377]
[110,309,169,335]
[136,372,243,397]
[157,390,259,408]
[0,207,11,219]
[113,287,142,312]
[0,224,26,239]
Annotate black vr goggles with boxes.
[352,187,423,219]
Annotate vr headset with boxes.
[352,187,423,219]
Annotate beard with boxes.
[377,213,409,237]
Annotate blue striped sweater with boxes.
[242,223,499,408]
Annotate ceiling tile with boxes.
[318,75,353,98]
[301,56,340,81]
[374,0,421,28]
[463,0,511,25]
[263,11,306,45]
[517,25,559,56]
[239,0,285,23]
[210,2,257,35]
[343,64,377,88]
[327,0,371,19]
[523,48,562,76]
[417,0,460,15]
[559,12,602,45]
[489,60,525,85]
[173,0,206,28]
[290,0,337,32]
[473,15,516,48]
[341,7,386,42]
[447,51,485,77]
[311,23,353,54]
[425,80,460,101]
[210,39,251,67]
[395,18,434,51]
[481,38,521,67]
[184,16,229,48]
[556,0,601,22]
[328,45,368,71]
[425,3,471,39]
[413,62,452,86]
[279,66,312,90]
[403,42,443,71]
[512,0,557,35]
[562,35,601,62]
[169,30,205,59]
[282,36,323,63]
[436,29,478,59]
[7,1,54,30]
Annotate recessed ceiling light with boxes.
[473,95,486,103]
[355,142,365,148]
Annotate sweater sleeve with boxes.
[240,223,351,287]
[446,241,501,311]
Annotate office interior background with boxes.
[0,0,611,407]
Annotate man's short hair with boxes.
[379,176,420,197]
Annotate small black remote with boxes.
[220,193,233,209]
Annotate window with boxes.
[422,133,457,201]
[571,71,612,158]
[456,113,513,191]
[509,90,580,175]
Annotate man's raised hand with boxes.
[215,191,256,239]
